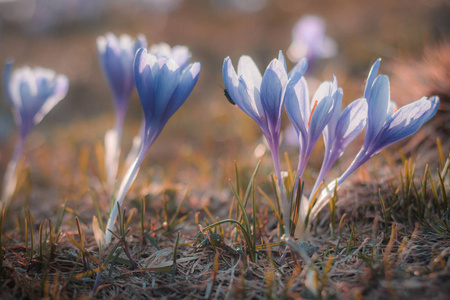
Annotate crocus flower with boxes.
[309,89,368,200]
[97,33,147,189]
[285,76,337,180]
[287,15,337,67]
[307,59,439,222]
[124,43,193,171]
[104,47,201,244]
[1,62,69,206]
[97,33,147,126]
[222,51,307,234]
[149,42,192,70]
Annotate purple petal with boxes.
[153,59,181,123]
[237,55,262,89]
[237,76,263,125]
[223,57,262,123]
[364,58,381,99]
[278,50,287,73]
[171,45,192,69]
[260,59,287,131]
[364,75,390,148]
[288,57,308,79]
[97,33,145,112]
[371,96,439,154]
[285,76,309,142]
[134,48,157,121]
[307,95,335,151]
[222,57,240,104]
[311,80,334,104]
[334,97,367,153]
[163,62,201,123]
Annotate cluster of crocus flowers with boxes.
[97,33,147,190]
[223,54,439,236]
[1,62,69,207]
[306,60,439,223]
[104,47,201,244]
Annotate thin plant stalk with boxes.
[104,146,146,244]
[1,137,24,207]
[105,105,126,190]
[268,141,289,236]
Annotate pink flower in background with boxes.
[287,15,337,65]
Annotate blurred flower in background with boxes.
[97,32,147,190]
[0,0,184,33]
[0,0,106,33]
[134,0,183,13]
[287,15,337,66]
[284,15,338,148]
[210,0,268,13]
[1,62,69,207]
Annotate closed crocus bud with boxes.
[97,33,147,190]
[97,33,147,120]
[2,62,69,207]
[4,62,69,139]
[104,47,201,244]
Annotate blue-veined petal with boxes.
[260,59,287,131]
[153,58,181,122]
[278,50,287,72]
[237,76,263,124]
[311,80,334,104]
[170,45,191,69]
[222,57,242,109]
[285,76,309,142]
[135,49,157,120]
[307,95,335,152]
[223,56,262,122]
[288,57,308,79]
[163,62,201,123]
[237,55,262,90]
[371,96,439,154]
[312,78,340,149]
[364,58,381,99]
[326,83,343,145]
[100,36,127,101]
[333,97,367,154]
[364,75,390,147]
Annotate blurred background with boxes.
[0,0,448,215]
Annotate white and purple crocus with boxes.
[104,46,201,244]
[222,51,307,235]
[304,59,439,224]
[2,62,69,207]
[97,33,147,190]
[224,55,439,236]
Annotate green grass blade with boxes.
[229,181,251,234]
[242,160,261,208]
